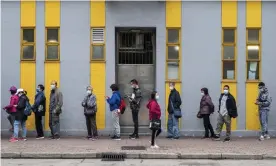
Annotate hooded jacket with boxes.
[147,99,161,120]
[107,91,121,111]
[218,93,237,118]
[4,94,19,113]
[199,95,214,115]
[257,87,272,110]
[14,94,28,121]
[32,91,46,116]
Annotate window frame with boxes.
[221,28,237,81]
[45,27,60,61]
[21,27,36,61]
[166,28,181,81]
[246,28,261,81]
[90,27,105,62]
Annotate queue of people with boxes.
[2,79,272,146]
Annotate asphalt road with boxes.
[2,159,276,166]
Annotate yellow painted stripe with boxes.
[221,0,237,27]
[221,83,237,130]
[20,0,36,27]
[20,0,36,130]
[90,63,106,129]
[45,0,60,130]
[45,0,60,27]
[246,1,262,28]
[166,1,181,28]
[90,1,105,27]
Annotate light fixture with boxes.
[247,45,259,50]
[174,46,179,51]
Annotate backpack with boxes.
[119,99,126,114]
[24,100,32,116]
[209,105,215,113]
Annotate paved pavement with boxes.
[1,136,276,159]
[2,159,276,166]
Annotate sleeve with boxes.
[33,94,44,109]
[206,96,214,107]
[107,94,118,105]
[57,91,63,108]
[82,96,87,107]
[87,95,97,108]
[260,93,271,107]
[4,97,15,109]
[175,91,182,108]
[17,98,26,109]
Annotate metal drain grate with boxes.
[101,153,126,161]
[121,146,146,150]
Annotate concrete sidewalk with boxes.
[1,136,276,160]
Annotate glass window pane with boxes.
[47,45,59,60]
[168,29,179,43]
[223,46,235,60]
[47,29,59,42]
[247,46,259,60]
[247,61,259,80]
[168,46,179,60]
[248,29,259,44]
[92,45,104,60]
[22,45,34,59]
[23,29,34,42]
[223,29,235,43]
[167,62,179,80]
[223,61,235,80]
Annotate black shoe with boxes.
[54,135,60,140]
[112,136,121,140]
[223,137,230,142]
[213,135,220,141]
[36,136,45,140]
[166,136,173,139]
[173,137,179,140]
[201,136,209,139]
[48,136,55,140]
[129,134,139,139]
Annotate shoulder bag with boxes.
[170,100,182,118]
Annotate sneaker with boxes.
[9,137,18,143]
[55,135,60,140]
[86,136,92,140]
[112,136,121,141]
[20,137,27,141]
[213,135,220,141]
[223,137,230,142]
[48,136,55,140]
[173,137,179,140]
[259,135,265,141]
[111,135,116,139]
[129,134,139,139]
[154,144,159,148]
[264,134,270,140]
[150,145,159,149]
[91,137,96,141]
[36,136,44,140]
[166,136,173,139]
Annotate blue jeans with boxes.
[167,114,180,138]
[259,109,269,136]
[14,120,27,138]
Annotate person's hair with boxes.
[258,82,265,87]
[130,79,138,85]
[110,84,119,91]
[10,90,16,95]
[38,84,45,91]
[224,85,230,90]
[24,90,27,95]
[151,91,157,99]
[86,85,93,90]
[201,87,209,95]
[169,82,175,86]
[52,81,58,86]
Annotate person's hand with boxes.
[13,105,17,107]
[105,96,109,99]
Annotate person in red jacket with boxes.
[3,86,19,132]
[147,91,162,148]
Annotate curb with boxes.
[1,152,275,160]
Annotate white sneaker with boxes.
[264,134,271,140]
[259,135,265,141]
[154,144,159,148]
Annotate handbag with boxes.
[170,100,182,118]
[197,111,203,119]
[149,118,161,130]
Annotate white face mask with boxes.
[169,86,174,90]
[18,93,22,97]
[87,90,92,95]
[224,90,229,94]
[50,85,56,90]
[201,92,205,96]
[155,95,159,100]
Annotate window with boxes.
[247,29,261,80]
[222,28,236,80]
[21,28,35,60]
[91,28,105,61]
[167,29,180,80]
[45,28,59,61]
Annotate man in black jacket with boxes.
[213,85,237,142]
[167,82,182,139]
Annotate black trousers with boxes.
[131,110,139,135]
[85,115,98,137]
[202,114,215,137]
[151,129,162,146]
[7,114,15,128]
[35,114,44,137]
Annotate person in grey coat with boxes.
[82,86,98,140]
[49,81,63,140]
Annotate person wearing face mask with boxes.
[128,79,142,139]
[49,81,63,140]
[213,85,237,142]
[32,84,46,139]
[3,86,19,133]
[9,89,29,142]
[147,91,162,148]
[255,82,272,141]
[82,86,98,140]
[167,82,182,139]
[198,88,215,139]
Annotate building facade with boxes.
[1,0,276,136]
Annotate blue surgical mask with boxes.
[36,88,40,93]
[224,90,229,94]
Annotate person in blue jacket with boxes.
[105,84,121,141]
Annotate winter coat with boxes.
[4,95,19,114]
[32,91,46,116]
[257,87,272,111]
[49,88,63,114]
[167,88,182,114]
[218,93,238,118]
[199,95,214,115]
[14,94,28,121]
[82,93,97,115]
[106,91,121,111]
[147,99,161,120]
[130,88,142,111]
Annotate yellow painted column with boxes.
[90,0,106,129]
[20,0,36,130]
[221,0,237,130]
[245,0,262,130]
[165,0,182,128]
[44,0,61,130]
